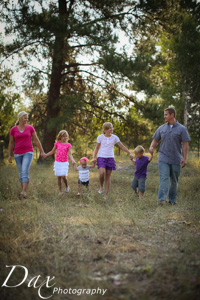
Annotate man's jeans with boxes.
[14,153,33,183]
[158,161,181,203]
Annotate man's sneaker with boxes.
[169,201,176,205]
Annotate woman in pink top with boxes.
[93,122,134,199]
[8,111,45,198]
[45,130,76,196]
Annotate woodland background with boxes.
[0,2,200,300]
[0,0,200,159]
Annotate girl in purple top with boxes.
[8,111,45,198]
[44,130,76,196]
[93,122,134,199]
[131,145,153,198]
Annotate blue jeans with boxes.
[158,161,181,203]
[14,153,33,183]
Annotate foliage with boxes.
[1,0,200,153]
[1,0,145,154]
[0,63,20,160]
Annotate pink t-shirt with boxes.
[55,142,72,162]
[10,125,35,154]
[97,134,120,158]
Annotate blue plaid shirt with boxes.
[153,121,191,164]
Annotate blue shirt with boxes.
[153,121,191,165]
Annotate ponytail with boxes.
[15,111,28,125]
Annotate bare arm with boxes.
[8,135,15,163]
[149,139,159,155]
[45,145,56,157]
[181,141,189,168]
[131,159,136,165]
[32,132,45,157]
[90,161,96,168]
[92,143,100,162]
[117,142,134,160]
[68,148,76,165]
[148,154,153,162]
[73,163,78,171]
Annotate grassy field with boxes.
[0,153,200,300]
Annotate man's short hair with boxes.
[164,107,176,117]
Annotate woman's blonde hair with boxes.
[56,130,69,141]
[134,145,145,154]
[102,122,113,133]
[15,111,28,125]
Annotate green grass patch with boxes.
[0,154,200,300]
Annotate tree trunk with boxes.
[0,143,4,161]
[41,0,67,158]
[183,91,188,127]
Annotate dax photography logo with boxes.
[1,265,107,299]
[1,265,56,299]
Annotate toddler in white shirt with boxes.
[74,157,95,196]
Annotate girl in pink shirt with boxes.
[93,122,134,199]
[45,130,76,196]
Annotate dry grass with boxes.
[0,153,200,300]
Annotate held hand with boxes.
[149,146,154,155]
[149,154,153,161]
[40,152,46,159]
[129,153,134,160]
[72,160,76,166]
[8,156,12,163]
[132,159,136,165]
[92,158,97,163]
[180,159,187,168]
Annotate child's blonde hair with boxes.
[56,130,69,141]
[103,122,112,133]
[134,145,145,154]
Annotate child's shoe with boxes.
[98,190,103,194]
[65,186,70,193]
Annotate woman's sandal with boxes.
[19,192,27,198]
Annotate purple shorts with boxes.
[97,157,116,170]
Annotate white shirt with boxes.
[77,166,91,182]
[97,134,120,158]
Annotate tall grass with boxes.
[0,153,200,300]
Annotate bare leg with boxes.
[105,170,112,196]
[22,182,29,194]
[99,167,106,191]
[62,176,68,188]
[19,179,29,197]
[134,189,138,196]
[57,177,62,192]
[139,192,144,198]
[77,184,82,195]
